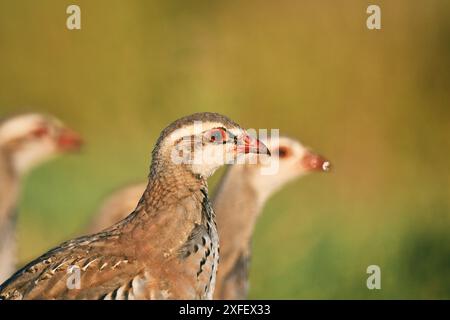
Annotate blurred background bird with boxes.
[88,183,146,233]
[0,0,449,299]
[87,136,330,299]
[0,113,82,282]
[213,136,330,299]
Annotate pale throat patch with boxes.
[12,142,57,176]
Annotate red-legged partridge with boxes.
[0,112,269,300]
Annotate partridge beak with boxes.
[301,150,331,172]
[57,128,83,151]
[238,134,271,156]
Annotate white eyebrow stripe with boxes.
[166,121,240,143]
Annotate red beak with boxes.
[238,134,271,156]
[57,128,83,151]
[301,150,331,172]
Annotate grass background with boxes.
[0,0,449,298]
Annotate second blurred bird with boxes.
[88,136,330,299]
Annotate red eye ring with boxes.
[209,128,227,143]
[275,146,291,158]
[31,126,49,138]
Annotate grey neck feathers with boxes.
[0,149,20,282]
[139,149,208,216]
[0,149,19,227]
[213,166,261,265]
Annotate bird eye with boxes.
[31,126,49,138]
[208,128,227,144]
[275,146,290,159]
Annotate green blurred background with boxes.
[1,0,449,299]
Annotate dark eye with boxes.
[276,146,291,158]
[208,128,227,144]
[31,127,49,138]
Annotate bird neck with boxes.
[213,166,261,266]
[0,149,19,225]
[140,160,208,215]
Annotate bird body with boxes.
[212,165,258,299]
[0,112,268,300]
[213,137,329,299]
[2,177,215,299]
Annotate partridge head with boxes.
[151,113,270,179]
